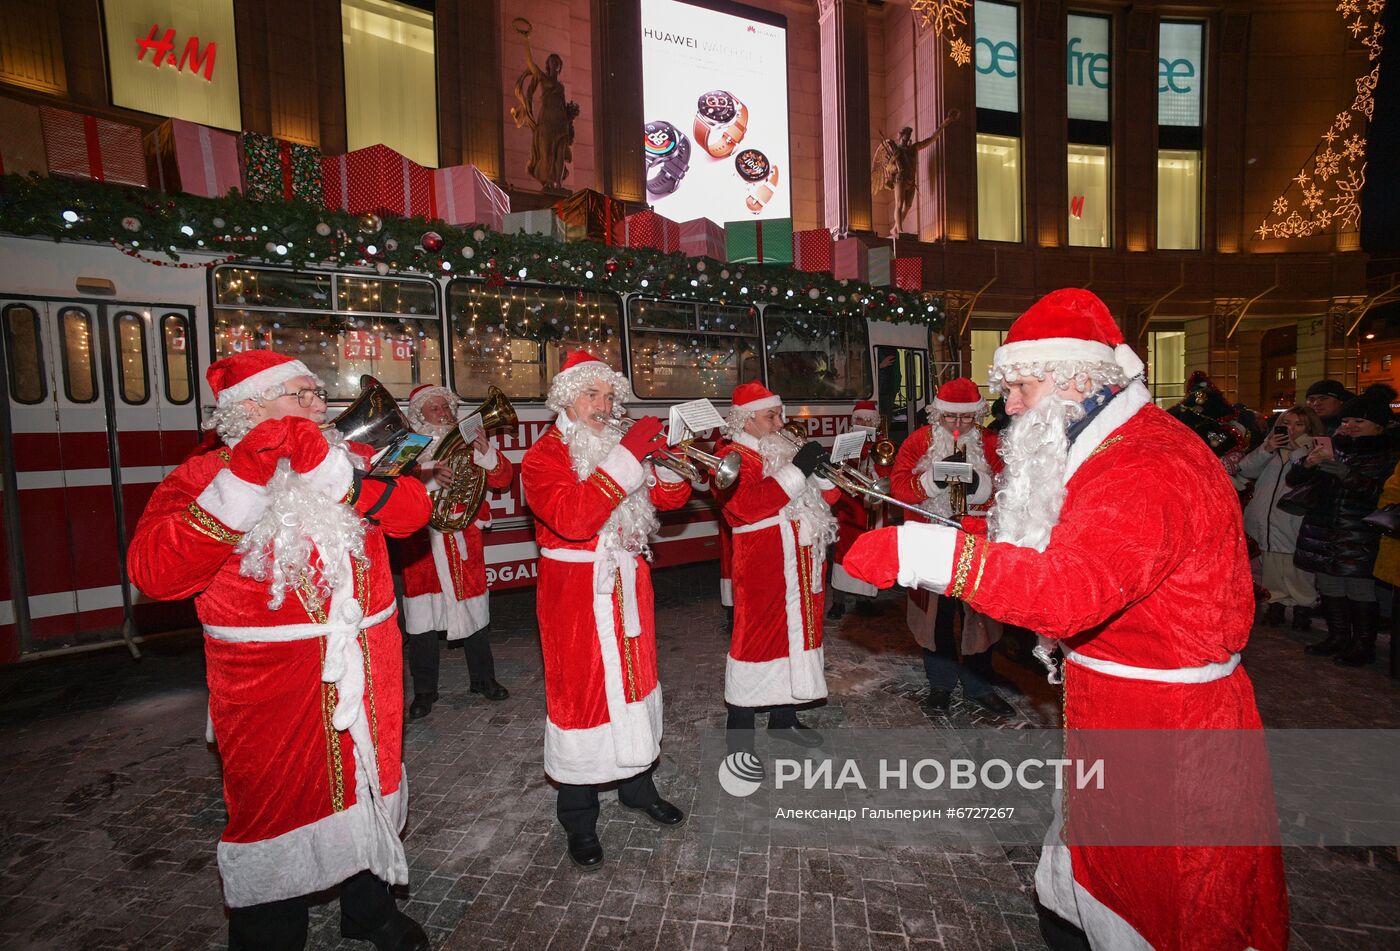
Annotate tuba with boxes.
[325,375,414,450]
[428,386,518,532]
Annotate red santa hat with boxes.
[207,350,316,407]
[991,289,1145,380]
[731,381,782,412]
[407,383,458,429]
[851,399,880,426]
[545,349,631,414]
[932,378,986,415]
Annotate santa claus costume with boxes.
[713,382,842,748]
[397,384,515,718]
[890,377,1011,715]
[827,400,894,619]
[126,351,432,950]
[520,351,690,868]
[843,290,1288,951]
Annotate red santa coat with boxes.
[830,447,895,597]
[521,423,691,785]
[898,383,1287,950]
[126,442,430,908]
[399,445,514,640]
[713,433,842,707]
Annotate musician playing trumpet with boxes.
[890,377,1012,716]
[828,400,895,620]
[521,351,690,870]
[399,385,514,719]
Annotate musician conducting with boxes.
[399,384,514,720]
[714,381,841,752]
[520,351,690,870]
[890,377,1013,716]
[127,350,432,950]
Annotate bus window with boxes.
[160,314,193,404]
[60,308,97,403]
[628,299,761,400]
[447,281,624,400]
[762,309,872,401]
[115,312,149,404]
[3,304,47,404]
[211,267,444,400]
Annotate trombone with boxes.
[594,414,742,489]
[776,421,962,529]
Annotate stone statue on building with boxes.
[873,110,959,237]
[510,18,579,191]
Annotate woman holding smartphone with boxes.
[1240,406,1324,629]
[1285,386,1398,664]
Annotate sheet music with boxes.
[932,461,974,483]
[829,429,869,464]
[457,412,483,445]
[670,398,727,445]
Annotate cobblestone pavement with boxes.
[1,562,1398,950]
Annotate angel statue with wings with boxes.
[510,18,579,190]
[873,110,959,238]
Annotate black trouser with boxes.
[725,702,800,753]
[556,765,660,836]
[1036,898,1092,951]
[922,595,995,697]
[228,870,393,951]
[407,628,497,694]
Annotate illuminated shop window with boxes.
[974,1,1023,242]
[342,0,439,166]
[1067,12,1111,248]
[1157,21,1205,250]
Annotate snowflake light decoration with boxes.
[911,0,973,67]
[1255,0,1384,240]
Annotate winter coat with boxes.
[1286,433,1397,578]
[1371,464,1400,586]
[1239,444,1308,554]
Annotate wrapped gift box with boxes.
[792,229,834,273]
[242,132,323,204]
[724,218,793,265]
[553,188,625,244]
[0,97,47,177]
[145,119,242,197]
[322,144,431,217]
[615,209,680,254]
[678,217,725,259]
[501,209,565,241]
[832,237,868,281]
[893,257,923,292]
[867,246,893,287]
[39,106,146,187]
[430,164,509,229]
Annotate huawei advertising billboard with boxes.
[640,0,792,225]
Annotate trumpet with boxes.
[594,414,742,489]
[776,420,961,528]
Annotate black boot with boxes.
[1306,595,1351,656]
[1336,599,1379,667]
[825,597,845,620]
[1262,603,1285,626]
[1291,605,1315,631]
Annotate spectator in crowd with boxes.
[1305,379,1355,435]
[1240,406,1324,629]
[1286,388,1398,664]
[1369,459,1400,678]
[1233,402,1266,453]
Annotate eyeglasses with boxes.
[276,386,328,407]
[940,414,977,423]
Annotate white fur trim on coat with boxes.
[195,469,270,533]
[896,523,959,594]
[831,561,878,598]
[215,360,314,407]
[402,590,489,640]
[218,768,408,908]
[725,650,827,708]
[299,445,355,502]
[773,464,808,500]
[598,444,647,494]
[543,688,663,785]
[472,446,499,469]
[719,577,733,607]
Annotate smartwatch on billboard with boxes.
[693,90,749,158]
[644,120,691,196]
[735,148,780,214]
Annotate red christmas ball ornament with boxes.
[421,230,444,253]
[576,290,586,304]
[605,258,619,275]
[887,293,898,305]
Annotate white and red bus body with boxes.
[0,235,935,661]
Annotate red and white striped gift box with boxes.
[322,144,433,218]
[39,106,146,187]
[678,217,725,259]
[145,119,242,197]
[430,165,510,230]
[832,237,868,282]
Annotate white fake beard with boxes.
[913,426,990,520]
[235,449,367,612]
[987,395,1085,551]
[757,433,839,549]
[563,420,660,557]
